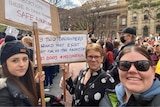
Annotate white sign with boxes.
[5,0,52,31]
[5,26,19,38]
[34,34,87,64]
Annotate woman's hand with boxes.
[34,71,45,83]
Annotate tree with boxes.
[51,0,62,5]
[44,0,62,5]
[128,0,160,20]
[75,0,108,38]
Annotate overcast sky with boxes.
[56,0,84,9]
[51,0,118,9]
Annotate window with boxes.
[101,22,105,28]
[102,23,105,28]
[156,25,160,34]
[144,10,149,20]
[111,19,116,26]
[111,31,116,40]
[143,26,149,37]
[132,12,137,21]
[121,18,126,25]
[157,9,160,19]
[133,27,137,35]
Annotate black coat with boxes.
[0,78,33,106]
[66,68,112,106]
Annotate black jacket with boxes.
[66,68,112,106]
[0,78,33,106]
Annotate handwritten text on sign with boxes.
[5,0,52,31]
[34,34,87,64]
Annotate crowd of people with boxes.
[0,33,60,106]
[0,26,160,107]
[59,27,160,107]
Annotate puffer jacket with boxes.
[99,78,160,107]
[0,78,33,106]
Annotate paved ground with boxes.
[44,71,63,96]
[43,69,72,107]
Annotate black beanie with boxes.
[0,35,30,65]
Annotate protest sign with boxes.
[34,33,87,64]
[0,0,60,35]
[5,26,19,38]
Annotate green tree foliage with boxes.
[128,0,160,9]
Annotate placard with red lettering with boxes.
[34,34,87,64]
[5,0,52,31]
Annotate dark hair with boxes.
[17,34,24,40]
[118,46,151,61]
[90,38,97,43]
[105,41,113,51]
[2,60,38,106]
[0,32,6,39]
[113,41,120,49]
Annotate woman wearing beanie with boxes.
[0,35,44,106]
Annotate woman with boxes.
[103,41,114,71]
[147,40,160,66]
[65,43,110,106]
[112,41,120,59]
[0,35,44,106]
[153,40,160,79]
[99,46,160,106]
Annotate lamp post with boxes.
[68,16,71,31]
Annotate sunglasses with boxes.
[117,60,151,71]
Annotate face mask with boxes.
[120,36,126,43]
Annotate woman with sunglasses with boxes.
[99,46,160,106]
[150,40,160,66]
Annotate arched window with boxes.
[121,17,126,25]
[133,26,137,35]
[143,26,149,37]
[111,19,116,26]
[156,25,160,34]
[144,10,149,20]
[132,12,137,21]
[157,9,160,19]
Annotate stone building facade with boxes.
[127,0,160,37]
[58,0,160,39]
[58,0,128,40]
[91,0,128,40]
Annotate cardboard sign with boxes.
[5,26,19,38]
[5,0,52,31]
[0,0,60,35]
[34,33,87,64]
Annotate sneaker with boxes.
[50,84,54,88]
[44,88,50,91]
